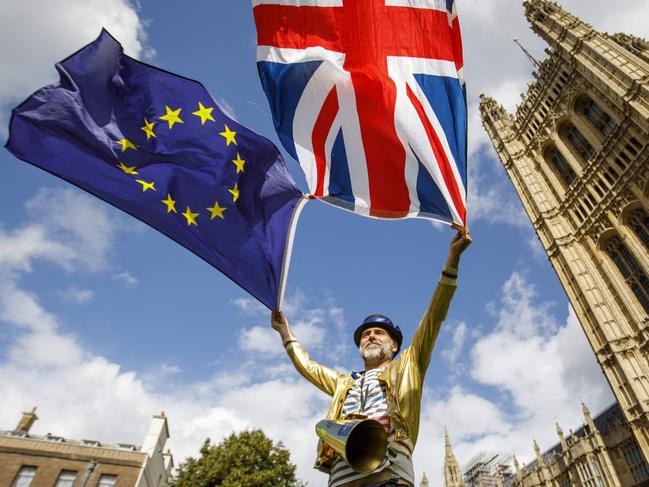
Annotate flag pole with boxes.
[276,195,309,309]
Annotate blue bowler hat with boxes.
[354,314,403,354]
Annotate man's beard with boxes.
[360,341,393,363]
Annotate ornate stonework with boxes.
[503,403,649,487]
[445,428,467,487]
[480,0,649,467]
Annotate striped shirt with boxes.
[328,368,414,487]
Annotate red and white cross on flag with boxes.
[254,0,468,225]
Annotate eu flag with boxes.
[6,30,305,310]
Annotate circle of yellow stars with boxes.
[114,102,247,227]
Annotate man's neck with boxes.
[363,358,391,371]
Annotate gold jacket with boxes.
[284,273,457,472]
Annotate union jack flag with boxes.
[254,0,467,224]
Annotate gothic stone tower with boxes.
[480,0,649,456]
[445,429,467,487]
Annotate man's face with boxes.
[359,326,397,363]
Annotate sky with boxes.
[0,1,647,485]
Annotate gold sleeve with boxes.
[409,274,458,375]
[285,341,341,396]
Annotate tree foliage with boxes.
[171,429,305,487]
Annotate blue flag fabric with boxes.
[6,30,305,310]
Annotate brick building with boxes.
[0,408,173,487]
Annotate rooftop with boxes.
[0,428,141,453]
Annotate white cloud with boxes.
[0,280,59,333]
[113,271,139,288]
[1,279,85,368]
[26,188,119,272]
[231,296,267,316]
[441,321,468,366]
[238,294,334,357]
[0,0,150,112]
[59,287,95,304]
[238,325,282,356]
[0,225,71,275]
[0,188,121,276]
[467,171,528,227]
[426,387,511,440]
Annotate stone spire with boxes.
[582,402,596,431]
[421,471,429,487]
[513,455,522,481]
[533,439,545,467]
[513,455,520,474]
[523,0,593,43]
[478,94,510,123]
[556,421,568,452]
[444,428,466,487]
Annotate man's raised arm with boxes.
[271,310,341,396]
[409,224,472,374]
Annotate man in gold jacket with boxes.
[271,226,471,487]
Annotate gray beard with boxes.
[360,341,393,363]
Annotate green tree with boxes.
[171,429,306,487]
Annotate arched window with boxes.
[623,440,649,483]
[564,123,596,161]
[604,236,649,313]
[544,146,576,186]
[582,98,617,136]
[628,208,649,250]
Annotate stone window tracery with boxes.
[628,208,649,250]
[604,235,649,313]
[623,440,649,483]
[583,98,617,136]
[545,146,577,186]
[566,124,596,161]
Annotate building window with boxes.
[97,474,117,487]
[623,442,649,483]
[604,236,649,313]
[628,208,649,250]
[579,462,596,487]
[566,124,596,161]
[583,98,617,136]
[12,467,37,487]
[591,461,605,487]
[55,471,77,487]
[545,146,577,186]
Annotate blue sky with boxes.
[1,1,647,485]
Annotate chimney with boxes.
[16,407,38,433]
[163,449,175,477]
[141,413,170,457]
